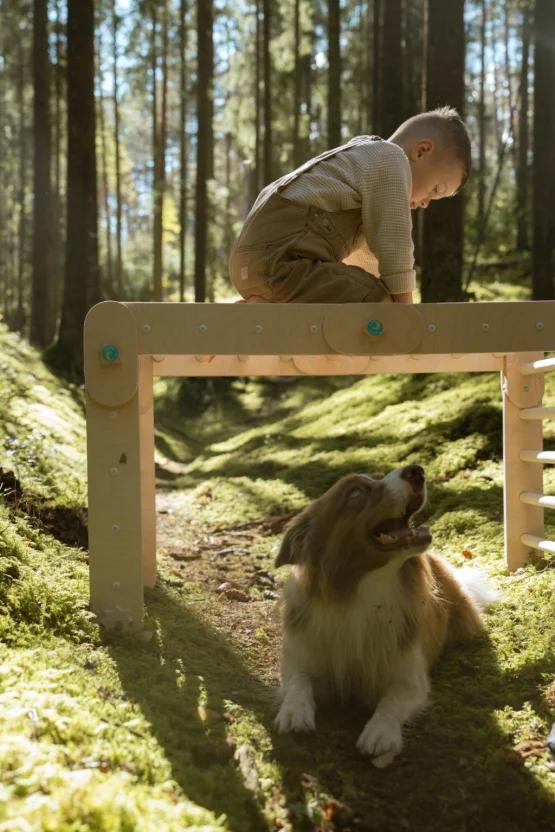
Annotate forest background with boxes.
[0,0,554,375]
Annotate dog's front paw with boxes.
[356,715,403,768]
[275,700,316,734]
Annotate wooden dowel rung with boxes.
[520,450,555,464]
[521,534,555,554]
[520,357,555,375]
[520,407,555,420]
[520,491,555,509]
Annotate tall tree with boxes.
[421,0,465,302]
[262,0,272,182]
[50,0,99,374]
[372,0,381,131]
[111,0,123,297]
[96,32,113,296]
[194,0,213,302]
[477,0,487,230]
[379,0,403,137]
[516,5,531,251]
[152,0,168,301]
[178,0,188,302]
[327,0,341,146]
[532,0,555,299]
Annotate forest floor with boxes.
[1,282,555,830]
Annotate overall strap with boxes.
[249,135,383,215]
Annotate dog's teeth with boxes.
[378,532,396,544]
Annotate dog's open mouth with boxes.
[370,508,431,551]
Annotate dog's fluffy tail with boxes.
[455,567,500,611]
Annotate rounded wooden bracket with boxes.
[502,352,545,408]
[84,301,139,407]
[323,303,422,355]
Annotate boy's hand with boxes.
[391,292,413,304]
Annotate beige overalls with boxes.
[229,137,391,304]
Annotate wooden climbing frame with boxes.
[84,300,555,629]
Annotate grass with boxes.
[0,313,554,831]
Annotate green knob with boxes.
[100,344,120,363]
[367,319,384,336]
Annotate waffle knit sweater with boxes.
[281,137,416,295]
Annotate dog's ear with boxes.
[275,512,311,567]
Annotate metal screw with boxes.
[110,467,119,476]
[112,581,121,590]
[112,523,120,533]
[427,323,437,333]
[536,321,544,330]
[309,324,318,334]
[143,324,151,333]
[109,411,118,420]
[482,323,490,331]
[199,324,208,333]
[255,324,263,333]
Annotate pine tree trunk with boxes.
[380,0,403,137]
[53,0,98,375]
[532,0,555,299]
[293,0,302,165]
[194,0,213,302]
[96,34,113,297]
[477,0,487,229]
[252,0,261,203]
[262,0,272,182]
[372,0,381,131]
[421,0,465,302]
[327,0,341,147]
[112,0,123,297]
[16,37,28,332]
[179,0,188,302]
[516,7,530,251]
[153,0,168,302]
[52,0,63,330]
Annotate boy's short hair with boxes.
[390,107,471,190]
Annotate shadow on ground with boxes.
[108,580,555,832]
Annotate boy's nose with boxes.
[420,197,430,209]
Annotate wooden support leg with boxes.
[502,353,545,571]
[87,356,155,630]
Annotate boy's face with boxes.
[407,140,463,210]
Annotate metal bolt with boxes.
[112,581,121,591]
[110,467,119,477]
[199,324,208,333]
[482,323,490,331]
[309,324,319,334]
[427,323,437,333]
[143,324,151,333]
[536,321,544,331]
[100,344,119,363]
[112,523,120,533]
[255,324,263,333]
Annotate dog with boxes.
[274,465,497,768]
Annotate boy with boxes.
[229,107,470,305]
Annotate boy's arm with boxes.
[343,239,413,304]
[361,143,416,298]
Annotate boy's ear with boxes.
[412,138,433,160]
[275,512,311,567]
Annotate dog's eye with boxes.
[348,486,364,499]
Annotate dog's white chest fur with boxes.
[283,567,411,704]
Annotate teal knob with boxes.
[367,319,384,337]
[100,344,120,363]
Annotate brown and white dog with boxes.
[274,465,496,767]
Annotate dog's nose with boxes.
[400,464,425,490]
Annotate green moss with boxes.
[0,325,554,830]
